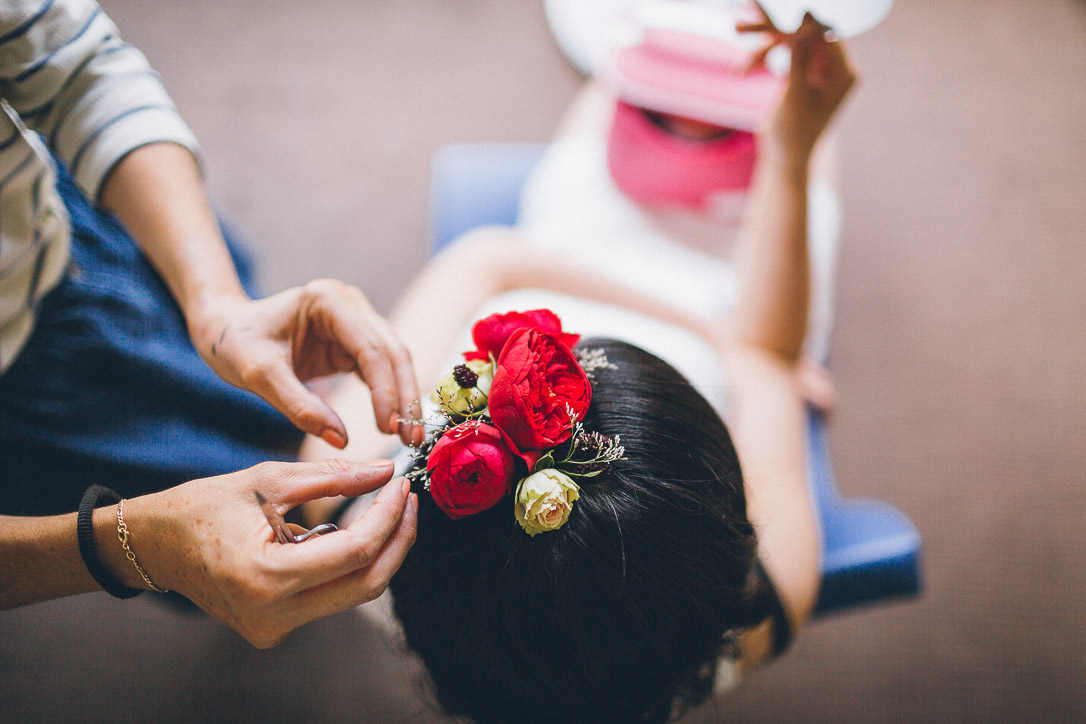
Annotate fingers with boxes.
[778,12,851,90]
[803,11,833,35]
[356,325,419,445]
[737,9,832,45]
[252,357,349,445]
[302,280,421,445]
[735,21,774,34]
[736,0,782,74]
[736,0,781,37]
[286,490,418,622]
[354,321,419,445]
[788,14,816,78]
[270,476,411,591]
[798,358,837,416]
[390,355,422,447]
[743,42,775,74]
[175,464,405,649]
[388,397,424,448]
[791,13,856,98]
[328,310,397,427]
[736,5,811,75]
[258,458,396,506]
[347,491,417,592]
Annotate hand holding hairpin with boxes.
[254,490,337,543]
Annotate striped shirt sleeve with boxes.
[0,102,71,372]
[0,0,200,200]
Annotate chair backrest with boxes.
[428,142,922,615]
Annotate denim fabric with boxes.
[0,163,301,515]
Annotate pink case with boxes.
[595,2,788,131]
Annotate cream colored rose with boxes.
[430,359,494,415]
[514,469,580,536]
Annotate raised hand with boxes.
[190,280,423,449]
[739,5,858,162]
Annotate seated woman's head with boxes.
[390,334,773,724]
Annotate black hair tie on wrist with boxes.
[77,485,143,599]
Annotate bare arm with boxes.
[0,512,102,607]
[0,461,416,649]
[550,80,618,140]
[729,152,811,360]
[1,3,420,639]
[99,143,420,449]
[6,2,418,446]
[722,12,857,664]
[98,143,247,342]
[724,140,822,662]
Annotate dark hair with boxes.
[389,340,771,724]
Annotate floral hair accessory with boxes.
[426,420,515,520]
[408,309,624,533]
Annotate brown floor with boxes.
[2,1,1084,722]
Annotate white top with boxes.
[517,125,841,362]
[0,0,200,371]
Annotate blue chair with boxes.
[428,142,921,616]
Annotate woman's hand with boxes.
[189,280,422,448]
[99,145,420,449]
[120,459,417,648]
[739,6,858,164]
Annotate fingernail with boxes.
[401,477,411,497]
[387,413,401,431]
[321,428,347,448]
[365,458,395,468]
[409,493,418,514]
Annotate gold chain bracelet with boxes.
[116,499,168,593]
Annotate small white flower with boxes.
[514,469,580,536]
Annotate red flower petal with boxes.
[462,308,580,362]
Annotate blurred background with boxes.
[1,0,1084,721]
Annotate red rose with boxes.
[464,309,580,362]
[426,421,517,519]
[488,328,591,456]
